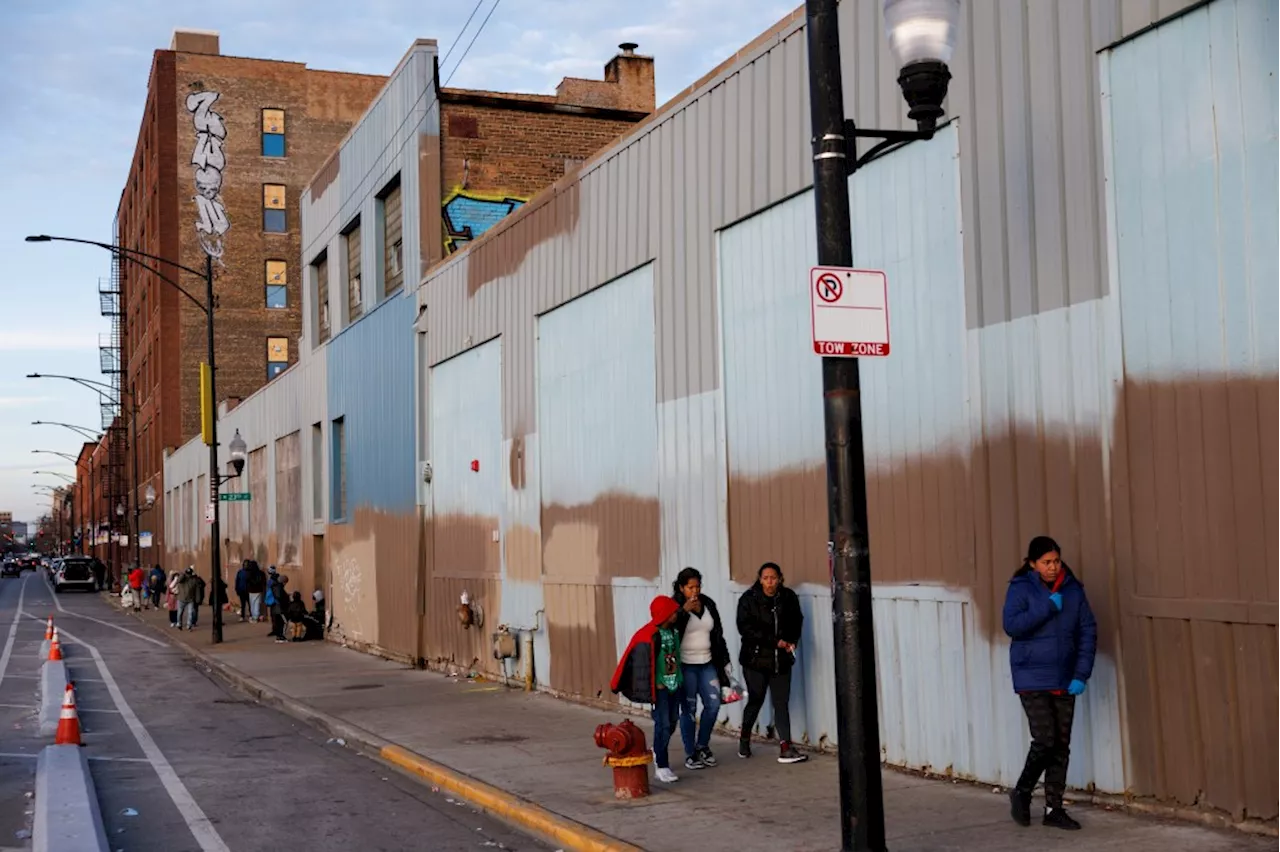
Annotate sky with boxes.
[0,0,794,525]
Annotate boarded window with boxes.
[266,259,287,309]
[263,184,287,233]
[379,177,403,297]
[311,422,323,520]
[266,336,288,380]
[261,108,286,157]
[332,417,346,521]
[313,252,330,344]
[344,219,362,322]
[249,447,267,545]
[275,432,301,566]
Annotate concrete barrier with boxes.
[40,638,50,659]
[39,660,69,738]
[33,745,110,852]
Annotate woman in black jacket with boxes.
[672,567,732,771]
[736,562,808,764]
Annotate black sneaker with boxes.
[777,743,809,764]
[1043,807,1081,830]
[1008,789,1031,826]
[684,753,706,770]
[699,747,717,767]
[738,740,752,759]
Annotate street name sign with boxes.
[219,492,251,502]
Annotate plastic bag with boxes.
[721,673,746,704]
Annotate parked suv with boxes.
[1,558,19,578]
[54,557,98,593]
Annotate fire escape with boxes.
[98,221,128,572]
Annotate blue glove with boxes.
[1068,679,1086,696]
[1048,592,1063,610]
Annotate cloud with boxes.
[0,329,99,351]
[0,395,55,409]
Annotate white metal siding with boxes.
[430,339,504,530]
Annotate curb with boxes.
[123,608,644,852]
[34,745,110,852]
[38,660,69,738]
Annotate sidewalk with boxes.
[116,599,1266,852]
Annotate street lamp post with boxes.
[803,0,959,849]
[29,374,145,582]
[33,452,81,555]
[26,234,229,642]
[32,426,102,555]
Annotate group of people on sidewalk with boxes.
[233,560,326,643]
[612,561,810,785]
[122,559,325,644]
[611,537,1099,833]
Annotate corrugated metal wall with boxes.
[406,0,1233,794]
[302,41,438,342]
[425,337,504,671]
[1102,0,1278,819]
[536,265,660,696]
[326,293,419,657]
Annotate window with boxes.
[263,184,287,233]
[378,176,403,297]
[274,432,301,565]
[266,336,288,379]
[312,252,330,344]
[343,218,362,323]
[265,260,287,308]
[261,108,286,157]
[331,417,346,521]
[311,422,323,520]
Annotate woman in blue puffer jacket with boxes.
[1002,536,1097,832]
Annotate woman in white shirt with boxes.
[672,567,732,771]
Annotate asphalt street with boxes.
[0,570,548,852]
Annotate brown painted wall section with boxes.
[1111,376,1278,820]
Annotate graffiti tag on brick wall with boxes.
[443,189,526,254]
[187,91,229,260]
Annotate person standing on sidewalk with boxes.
[671,567,730,771]
[176,567,198,630]
[166,571,181,627]
[610,595,684,784]
[127,564,145,613]
[149,564,166,609]
[736,562,808,764]
[1003,536,1098,832]
[234,560,250,622]
[190,570,207,629]
[266,566,289,639]
[246,561,267,622]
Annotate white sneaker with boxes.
[654,767,679,783]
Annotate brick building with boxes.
[113,29,387,563]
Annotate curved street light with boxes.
[32,449,80,464]
[27,233,229,642]
[31,421,101,441]
[30,373,144,574]
[33,470,75,484]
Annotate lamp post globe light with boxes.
[804,0,960,850]
[884,0,960,131]
[229,429,247,478]
[144,483,156,508]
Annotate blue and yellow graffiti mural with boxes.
[442,188,526,254]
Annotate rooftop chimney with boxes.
[603,43,655,113]
[170,29,221,56]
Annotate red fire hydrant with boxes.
[594,719,652,800]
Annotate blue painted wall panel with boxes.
[326,293,418,514]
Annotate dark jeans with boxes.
[679,662,722,756]
[650,687,680,769]
[168,609,178,625]
[238,594,249,619]
[741,666,793,744]
[270,611,285,638]
[150,588,162,608]
[1016,692,1076,808]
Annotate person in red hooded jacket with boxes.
[610,595,683,784]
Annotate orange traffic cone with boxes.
[44,616,54,641]
[54,682,81,745]
[48,627,63,662]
